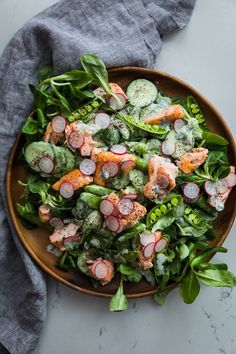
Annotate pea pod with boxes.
[187,96,207,130]
[84,184,115,196]
[68,99,101,122]
[79,192,101,209]
[146,195,182,227]
[183,205,208,229]
[123,115,168,138]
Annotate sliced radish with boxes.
[64,233,81,247]
[183,182,200,200]
[117,222,124,234]
[68,132,84,149]
[92,260,109,280]
[120,159,136,174]
[154,238,167,253]
[38,156,54,174]
[225,173,236,188]
[51,116,67,133]
[143,242,155,258]
[110,144,127,155]
[140,232,156,246]
[106,215,120,232]
[109,93,126,110]
[94,112,111,129]
[59,182,74,199]
[117,198,134,216]
[156,173,169,189]
[216,179,228,194]
[174,119,185,132]
[49,217,64,229]
[121,193,138,200]
[161,140,176,156]
[79,159,96,176]
[204,180,217,196]
[101,161,119,178]
[99,199,115,216]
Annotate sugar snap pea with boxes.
[84,184,115,196]
[146,195,182,227]
[68,99,101,122]
[123,115,168,138]
[187,96,207,129]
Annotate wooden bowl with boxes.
[6,67,236,299]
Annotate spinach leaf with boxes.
[179,244,190,261]
[153,290,170,305]
[118,264,142,283]
[80,54,113,96]
[196,269,236,287]
[204,132,229,146]
[141,269,156,286]
[196,150,230,181]
[179,271,200,304]
[21,116,38,135]
[109,279,128,312]
[190,246,227,268]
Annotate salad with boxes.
[17,54,236,311]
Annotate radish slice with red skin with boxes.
[101,161,119,178]
[120,160,136,174]
[143,242,155,258]
[38,156,54,174]
[109,93,126,110]
[68,132,84,149]
[204,180,217,196]
[49,217,64,229]
[92,261,109,280]
[110,144,127,155]
[51,116,67,133]
[121,193,138,200]
[156,173,169,189]
[94,113,111,129]
[116,222,124,234]
[161,140,176,156]
[216,179,228,194]
[106,215,121,232]
[140,232,156,247]
[79,159,96,176]
[225,173,236,188]
[59,182,74,199]
[117,198,134,216]
[174,119,185,132]
[183,182,200,200]
[154,238,167,253]
[99,199,115,216]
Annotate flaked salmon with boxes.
[144,104,184,125]
[176,147,208,174]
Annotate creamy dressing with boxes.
[156,253,167,275]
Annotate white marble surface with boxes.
[0,0,236,353]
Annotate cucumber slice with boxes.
[126,79,158,108]
[24,141,55,172]
[51,145,67,174]
[62,147,76,172]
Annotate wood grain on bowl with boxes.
[6,67,236,298]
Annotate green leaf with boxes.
[154,290,169,305]
[198,263,228,271]
[190,246,227,269]
[118,264,142,283]
[109,279,128,312]
[179,244,190,261]
[196,269,236,287]
[179,271,200,304]
[80,54,113,96]
[21,116,38,135]
[204,132,229,146]
[38,64,53,82]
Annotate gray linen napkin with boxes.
[0,0,195,353]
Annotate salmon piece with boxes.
[144,104,184,125]
[49,221,81,250]
[94,151,136,186]
[144,155,178,200]
[93,82,127,102]
[52,169,93,191]
[176,147,208,174]
[209,166,235,209]
[88,258,114,285]
[43,122,64,145]
[38,204,52,223]
[138,232,161,270]
[106,192,147,229]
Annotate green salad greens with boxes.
[18,54,236,311]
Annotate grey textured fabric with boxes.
[0,0,195,353]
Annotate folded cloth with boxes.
[0,0,195,352]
